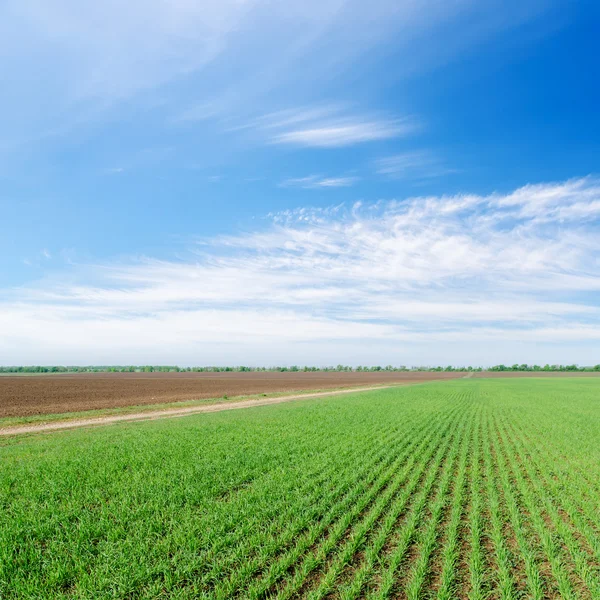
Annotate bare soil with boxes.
[0,371,463,418]
[0,385,394,437]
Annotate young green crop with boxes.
[1,378,599,599]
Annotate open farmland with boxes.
[0,370,463,418]
[2,379,600,599]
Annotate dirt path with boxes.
[0,371,463,418]
[0,385,396,437]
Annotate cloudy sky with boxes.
[2,0,600,366]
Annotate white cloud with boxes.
[238,104,417,148]
[375,150,455,180]
[493,177,600,222]
[229,105,343,133]
[2,0,251,101]
[272,117,414,148]
[0,0,555,162]
[317,177,359,187]
[3,177,600,365]
[280,175,359,189]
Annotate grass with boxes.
[1,378,599,598]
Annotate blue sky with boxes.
[1,0,600,366]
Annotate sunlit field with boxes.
[1,379,599,598]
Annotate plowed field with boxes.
[0,371,463,418]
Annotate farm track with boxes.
[0,371,465,418]
[0,385,398,436]
[1,379,599,598]
[3,370,596,419]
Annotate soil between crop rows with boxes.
[0,371,465,418]
[2,378,599,598]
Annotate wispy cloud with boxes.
[1,0,555,165]
[3,177,600,365]
[272,117,414,148]
[495,177,600,222]
[229,106,342,133]
[243,106,417,148]
[375,150,455,180]
[280,175,359,189]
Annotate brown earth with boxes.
[0,385,395,436]
[0,371,464,418]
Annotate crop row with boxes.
[1,378,599,598]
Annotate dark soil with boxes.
[0,371,463,418]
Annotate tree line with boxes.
[1,363,599,374]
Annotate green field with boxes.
[1,379,599,599]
